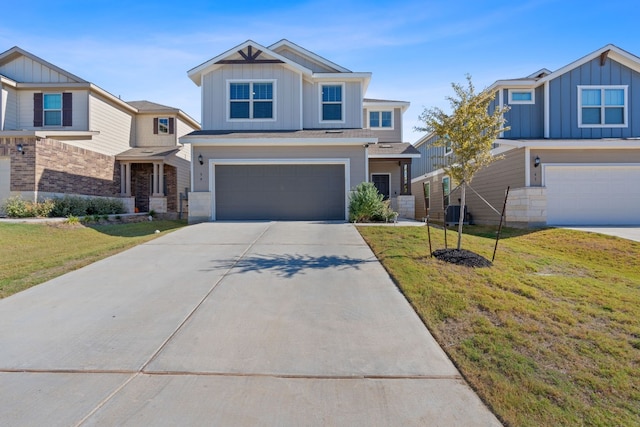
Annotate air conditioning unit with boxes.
[445,205,469,226]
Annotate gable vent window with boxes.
[228,81,274,120]
[369,111,392,128]
[578,85,627,128]
[321,84,343,122]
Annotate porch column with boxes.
[158,162,164,196]
[152,163,159,196]
[120,162,126,195]
[125,163,132,196]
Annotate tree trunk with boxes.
[457,181,466,250]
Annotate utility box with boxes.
[445,205,469,226]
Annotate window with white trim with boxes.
[369,110,393,129]
[321,84,343,122]
[578,85,627,127]
[43,93,62,126]
[228,81,274,120]
[508,89,535,104]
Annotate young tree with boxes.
[415,75,510,250]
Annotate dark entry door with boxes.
[371,174,390,200]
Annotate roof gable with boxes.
[268,39,351,73]
[0,46,86,84]
[187,40,312,86]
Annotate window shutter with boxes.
[169,118,175,134]
[62,93,73,126]
[33,93,43,127]
[153,118,158,134]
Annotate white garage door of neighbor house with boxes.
[0,158,10,212]
[545,164,640,225]
[214,164,346,221]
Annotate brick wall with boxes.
[35,139,120,196]
[0,137,37,191]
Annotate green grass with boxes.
[0,220,187,299]
[358,225,640,427]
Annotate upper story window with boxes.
[369,111,393,129]
[33,92,72,127]
[442,176,450,208]
[153,117,174,135]
[228,81,274,120]
[43,94,62,126]
[321,84,343,122]
[578,85,627,128]
[158,118,169,134]
[508,89,535,104]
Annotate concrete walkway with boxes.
[0,222,500,426]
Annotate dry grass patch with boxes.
[0,220,187,299]
[358,225,640,427]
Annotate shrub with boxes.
[348,182,398,223]
[64,215,80,225]
[2,196,55,218]
[50,196,125,217]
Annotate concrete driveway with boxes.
[0,222,500,426]
[561,226,640,243]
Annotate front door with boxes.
[371,174,390,200]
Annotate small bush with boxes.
[348,182,397,223]
[64,216,80,225]
[2,196,55,218]
[50,196,125,217]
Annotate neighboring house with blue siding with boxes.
[180,40,418,223]
[411,44,640,226]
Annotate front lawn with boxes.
[0,220,187,299]
[358,225,640,427]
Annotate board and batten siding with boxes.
[303,81,363,129]
[412,133,443,178]
[192,145,366,193]
[364,108,403,143]
[1,86,18,130]
[0,55,77,83]
[201,64,301,131]
[502,86,545,139]
[529,148,640,186]
[549,57,640,138]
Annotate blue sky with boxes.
[1,0,638,142]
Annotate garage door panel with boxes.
[215,164,345,221]
[545,165,640,225]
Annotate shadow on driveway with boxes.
[231,253,375,278]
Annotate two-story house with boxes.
[411,44,640,226]
[180,39,418,223]
[0,47,200,216]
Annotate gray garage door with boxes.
[215,164,345,220]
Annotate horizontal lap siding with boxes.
[462,148,525,225]
[80,93,134,155]
[18,90,89,131]
[1,86,17,130]
[530,148,640,186]
[194,145,366,193]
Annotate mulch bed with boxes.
[432,248,493,268]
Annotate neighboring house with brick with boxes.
[180,39,418,223]
[0,47,200,216]
[411,44,640,226]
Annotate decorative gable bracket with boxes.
[216,46,284,65]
